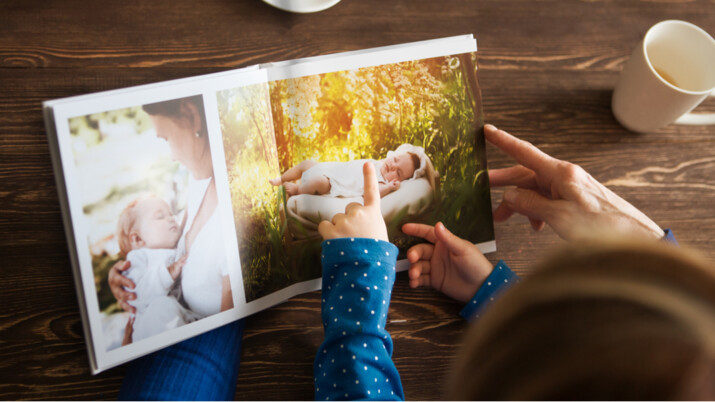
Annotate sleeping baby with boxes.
[116,195,188,342]
[269,144,435,198]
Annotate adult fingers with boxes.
[407,243,435,264]
[120,300,136,314]
[530,218,545,231]
[117,285,137,301]
[362,162,380,208]
[434,222,472,256]
[112,271,135,290]
[109,260,133,287]
[122,316,135,345]
[115,260,132,272]
[492,201,515,223]
[401,223,437,243]
[502,188,562,223]
[495,203,545,231]
[484,124,557,177]
[488,165,538,188]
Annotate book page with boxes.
[47,68,269,373]
[218,36,495,310]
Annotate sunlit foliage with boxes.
[218,84,286,302]
[222,53,493,302]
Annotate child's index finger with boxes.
[362,162,380,208]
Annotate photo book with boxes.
[43,34,495,373]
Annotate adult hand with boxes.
[108,260,137,314]
[122,316,134,346]
[485,124,664,240]
[402,222,493,303]
[319,162,389,241]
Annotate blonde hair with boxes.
[447,239,715,400]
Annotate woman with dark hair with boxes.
[109,95,243,400]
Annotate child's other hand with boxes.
[402,222,493,303]
[319,162,389,241]
[168,254,188,280]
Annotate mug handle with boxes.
[675,89,715,125]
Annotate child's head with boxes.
[383,144,437,189]
[117,196,181,258]
[447,240,715,400]
[381,152,421,183]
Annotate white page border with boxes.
[50,68,269,373]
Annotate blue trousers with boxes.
[118,320,245,401]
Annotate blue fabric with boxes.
[459,260,519,321]
[117,229,679,401]
[315,238,404,401]
[457,229,678,321]
[663,228,678,245]
[118,319,245,401]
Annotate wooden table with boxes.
[2,0,713,399]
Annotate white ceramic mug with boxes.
[262,0,341,13]
[612,20,715,133]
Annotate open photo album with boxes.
[43,34,495,373]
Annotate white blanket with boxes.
[285,177,434,239]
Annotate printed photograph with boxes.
[219,53,493,302]
[69,95,233,351]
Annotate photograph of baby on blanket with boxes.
[270,144,435,198]
[218,53,494,302]
[271,144,439,241]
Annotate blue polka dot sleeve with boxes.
[315,238,404,401]
[459,260,519,321]
[663,228,678,245]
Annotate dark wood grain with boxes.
[1,0,713,399]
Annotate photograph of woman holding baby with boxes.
[218,53,492,302]
[69,95,233,350]
[112,96,234,345]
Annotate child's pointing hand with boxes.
[318,162,389,242]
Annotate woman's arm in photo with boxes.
[220,276,233,312]
[108,260,137,314]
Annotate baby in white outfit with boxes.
[116,196,187,342]
[270,144,433,198]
